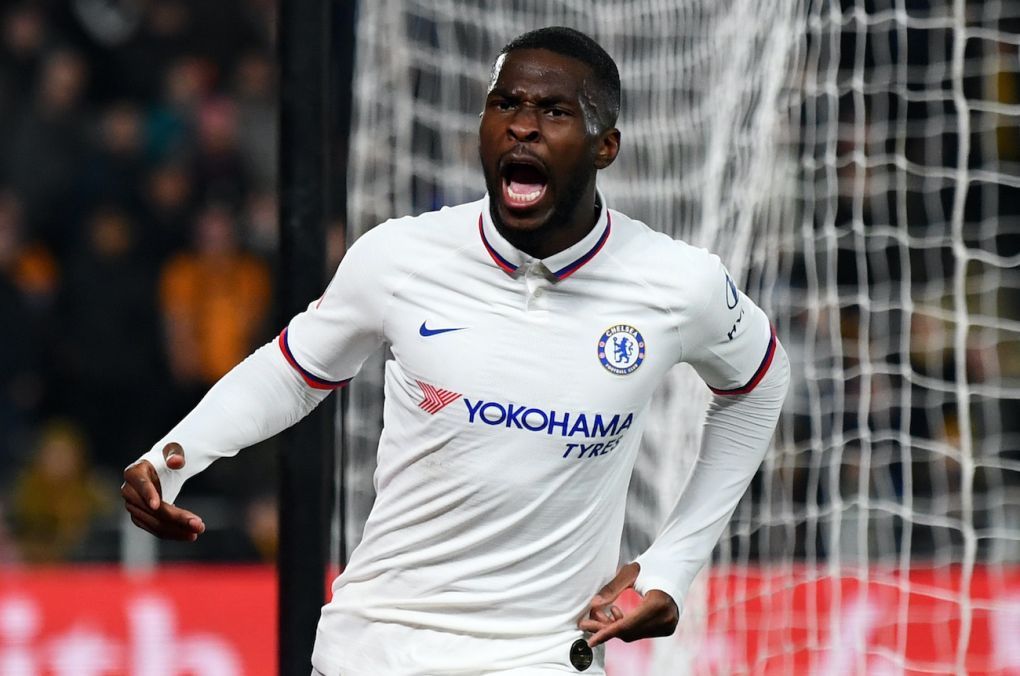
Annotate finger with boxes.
[588,594,680,648]
[159,504,205,533]
[126,504,190,540]
[156,502,206,534]
[121,480,155,512]
[578,618,610,634]
[126,503,201,541]
[125,504,165,532]
[122,476,205,537]
[163,442,186,471]
[595,604,622,623]
[587,602,658,648]
[587,616,634,648]
[588,605,612,624]
[592,562,641,607]
[123,462,162,510]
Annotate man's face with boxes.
[479,48,617,235]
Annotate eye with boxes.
[490,99,515,112]
[545,107,569,118]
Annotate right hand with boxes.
[121,442,206,541]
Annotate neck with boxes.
[494,186,601,260]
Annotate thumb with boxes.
[593,562,641,606]
[163,442,186,471]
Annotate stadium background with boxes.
[1,1,1018,674]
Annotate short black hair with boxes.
[497,26,621,131]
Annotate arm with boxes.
[120,339,331,539]
[580,250,789,645]
[635,340,789,601]
[580,343,789,645]
[122,226,389,539]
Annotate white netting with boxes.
[342,0,1020,673]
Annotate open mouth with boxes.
[500,161,548,210]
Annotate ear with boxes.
[594,128,621,170]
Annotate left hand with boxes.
[577,562,680,648]
[120,443,205,541]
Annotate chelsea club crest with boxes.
[598,325,646,375]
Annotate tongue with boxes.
[510,179,543,194]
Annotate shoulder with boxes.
[332,199,483,282]
[354,199,482,249]
[608,209,725,299]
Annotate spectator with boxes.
[190,97,250,208]
[0,4,52,108]
[1,48,90,252]
[160,203,271,408]
[79,100,148,216]
[140,160,196,259]
[240,189,277,260]
[10,420,112,563]
[0,190,59,310]
[104,0,192,102]
[233,52,277,190]
[0,191,56,463]
[244,494,279,562]
[146,53,213,163]
[59,205,162,467]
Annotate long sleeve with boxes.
[132,224,393,504]
[135,340,332,504]
[632,340,790,610]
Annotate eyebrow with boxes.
[536,95,576,107]
[486,89,577,108]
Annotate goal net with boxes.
[340,0,1020,673]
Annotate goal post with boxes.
[339,1,1020,672]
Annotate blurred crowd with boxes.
[0,0,317,565]
[1,0,1018,572]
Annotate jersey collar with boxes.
[478,189,612,281]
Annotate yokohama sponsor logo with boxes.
[463,398,634,438]
[416,380,461,414]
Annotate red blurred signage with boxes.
[609,566,1020,675]
[0,566,275,676]
[1,565,1019,675]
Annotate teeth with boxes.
[507,185,543,202]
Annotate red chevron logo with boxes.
[416,380,461,414]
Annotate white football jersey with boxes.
[284,193,775,675]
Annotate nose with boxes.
[508,108,540,143]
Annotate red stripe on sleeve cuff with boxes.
[277,328,350,390]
